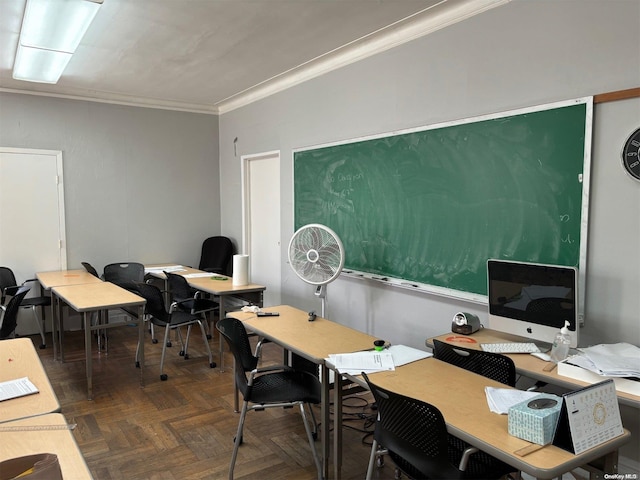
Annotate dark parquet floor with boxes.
[29,319,399,479]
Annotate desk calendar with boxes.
[553,379,624,455]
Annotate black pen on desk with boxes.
[401,282,418,288]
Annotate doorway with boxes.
[0,147,67,335]
[242,151,281,306]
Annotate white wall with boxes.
[219,0,639,466]
[0,93,221,270]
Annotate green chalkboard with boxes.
[293,99,591,299]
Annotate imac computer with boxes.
[487,259,578,348]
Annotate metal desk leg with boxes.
[321,365,330,480]
[334,370,343,480]
[51,293,58,361]
[84,311,93,400]
[219,295,226,370]
[138,304,145,388]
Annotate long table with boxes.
[426,329,640,408]
[0,338,60,423]
[230,305,378,480]
[36,269,103,361]
[359,358,630,480]
[51,282,146,400]
[0,413,92,479]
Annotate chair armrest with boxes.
[457,446,479,471]
[22,278,38,284]
[247,364,294,385]
[2,285,20,299]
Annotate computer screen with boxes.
[487,259,578,348]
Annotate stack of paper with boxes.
[328,351,395,376]
[485,387,540,414]
[573,343,640,378]
[327,345,432,376]
[144,265,185,274]
[0,377,39,402]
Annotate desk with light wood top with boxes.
[0,338,60,423]
[51,282,146,400]
[146,265,266,367]
[0,413,92,479]
[231,304,378,480]
[364,357,630,479]
[426,329,640,408]
[36,269,103,361]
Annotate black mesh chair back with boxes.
[0,267,18,304]
[216,316,322,480]
[363,372,515,480]
[81,262,100,278]
[0,267,50,349]
[0,285,31,340]
[432,339,516,386]
[363,372,466,480]
[198,236,233,275]
[131,282,215,380]
[103,262,145,290]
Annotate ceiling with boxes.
[0,0,507,114]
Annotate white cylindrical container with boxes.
[232,254,249,286]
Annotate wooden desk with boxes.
[231,305,377,480]
[51,282,146,400]
[362,358,630,480]
[36,269,103,361]
[0,413,92,479]
[146,265,266,367]
[426,330,640,408]
[0,338,60,423]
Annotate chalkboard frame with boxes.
[293,97,592,310]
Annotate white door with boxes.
[0,148,67,335]
[242,151,281,306]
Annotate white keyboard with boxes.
[480,342,541,354]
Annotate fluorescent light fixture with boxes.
[12,0,102,84]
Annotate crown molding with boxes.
[1,0,509,115]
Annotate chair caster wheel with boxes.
[179,350,185,356]
[312,432,318,440]
[209,362,216,368]
[233,436,243,445]
[184,354,189,360]
[160,374,168,381]
[152,339,158,344]
[135,361,140,368]
[39,344,46,349]
[167,341,172,347]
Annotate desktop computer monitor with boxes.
[487,259,578,348]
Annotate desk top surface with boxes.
[145,264,266,295]
[366,357,630,478]
[0,413,92,479]
[231,305,378,363]
[427,329,640,407]
[51,282,145,311]
[0,338,60,423]
[36,269,102,290]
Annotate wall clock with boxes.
[622,127,640,181]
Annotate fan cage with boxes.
[288,224,345,286]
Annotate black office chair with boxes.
[432,339,519,478]
[0,267,50,349]
[362,372,515,480]
[132,283,215,381]
[432,339,516,386]
[81,262,100,278]
[164,271,218,339]
[103,262,145,290]
[198,236,233,275]
[0,286,31,340]
[216,317,322,480]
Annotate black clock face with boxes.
[622,127,640,181]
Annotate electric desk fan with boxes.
[288,223,345,318]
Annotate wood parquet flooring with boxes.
[29,323,400,479]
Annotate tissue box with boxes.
[508,394,562,445]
